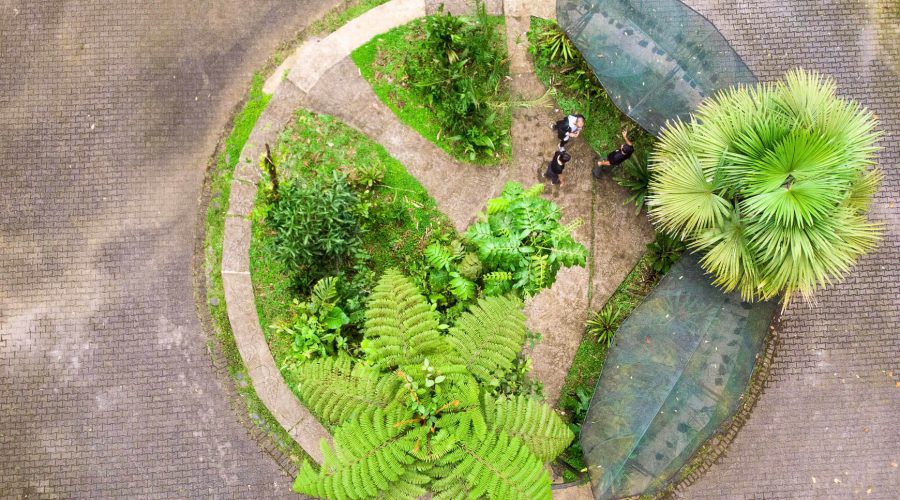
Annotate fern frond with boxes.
[443,295,526,384]
[311,276,339,308]
[424,243,453,271]
[437,428,551,499]
[457,252,483,280]
[483,394,573,462]
[364,270,448,370]
[449,274,476,301]
[293,408,419,499]
[294,356,401,428]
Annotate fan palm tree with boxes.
[647,69,882,307]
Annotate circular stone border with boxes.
[216,2,778,498]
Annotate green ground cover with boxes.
[249,110,456,415]
[352,10,511,164]
[203,73,311,466]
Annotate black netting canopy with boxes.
[580,255,776,498]
[557,0,756,136]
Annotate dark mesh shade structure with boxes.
[556,0,756,135]
[580,255,777,499]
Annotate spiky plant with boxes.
[647,69,882,307]
[293,270,573,499]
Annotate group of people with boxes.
[541,113,635,187]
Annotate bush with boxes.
[465,182,588,297]
[266,170,363,288]
[271,277,351,362]
[614,150,652,214]
[648,69,882,306]
[586,304,623,347]
[646,231,686,275]
[406,2,509,161]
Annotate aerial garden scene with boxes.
[205,0,885,498]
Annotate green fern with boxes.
[364,269,446,370]
[424,243,454,271]
[293,356,400,427]
[483,394,572,462]
[311,276,339,308]
[294,271,572,499]
[457,252,483,280]
[444,295,526,384]
[449,274,476,301]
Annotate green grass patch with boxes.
[351,15,511,165]
[203,73,310,467]
[249,110,455,424]
[528,17,655,157]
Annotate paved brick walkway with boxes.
[0,0,339,497]
[678,1,899,498]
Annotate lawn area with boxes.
[352,11,511,165]
[248,110,455,419]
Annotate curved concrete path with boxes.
[224,4,651,464]
[0,1,342,497]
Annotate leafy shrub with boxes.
[586,304,623,347]
[648,69,882,306]
[266,170,363,288]
[614,151,652,214]
[465,182,588,297]
[646,231,686,275]
[271,277,350,361]
[535,23,576,64]
[406,2,509,161]
[293,271,572,499]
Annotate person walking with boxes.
[552,114,585,152]
[542,150,571,187]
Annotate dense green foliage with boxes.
[646,231,686,275]
[251,110,455,378]
[528,17,655,157]
[293,271,573,499]
[352,6,510,164]
[648,69,882,306]
[266,171,363,289]
[465,182,588,297]
[614,151,652,214]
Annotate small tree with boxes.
[648,69,882,307]
[292,270,572,499]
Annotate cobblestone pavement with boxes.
[0,0,339,497]
[678,1,900,498]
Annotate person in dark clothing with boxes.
[552,114,585,152]
[542,151,571,186]
[597,128,634,169]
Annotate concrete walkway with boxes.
[0,0,343,497]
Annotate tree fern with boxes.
[483,394,573,462]
[295,271,571,499]
[293,356,400,427]
[444,295,526,384]
[364,270,446,370]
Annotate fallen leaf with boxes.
[834,478,842,484]
[811,476,817,484]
